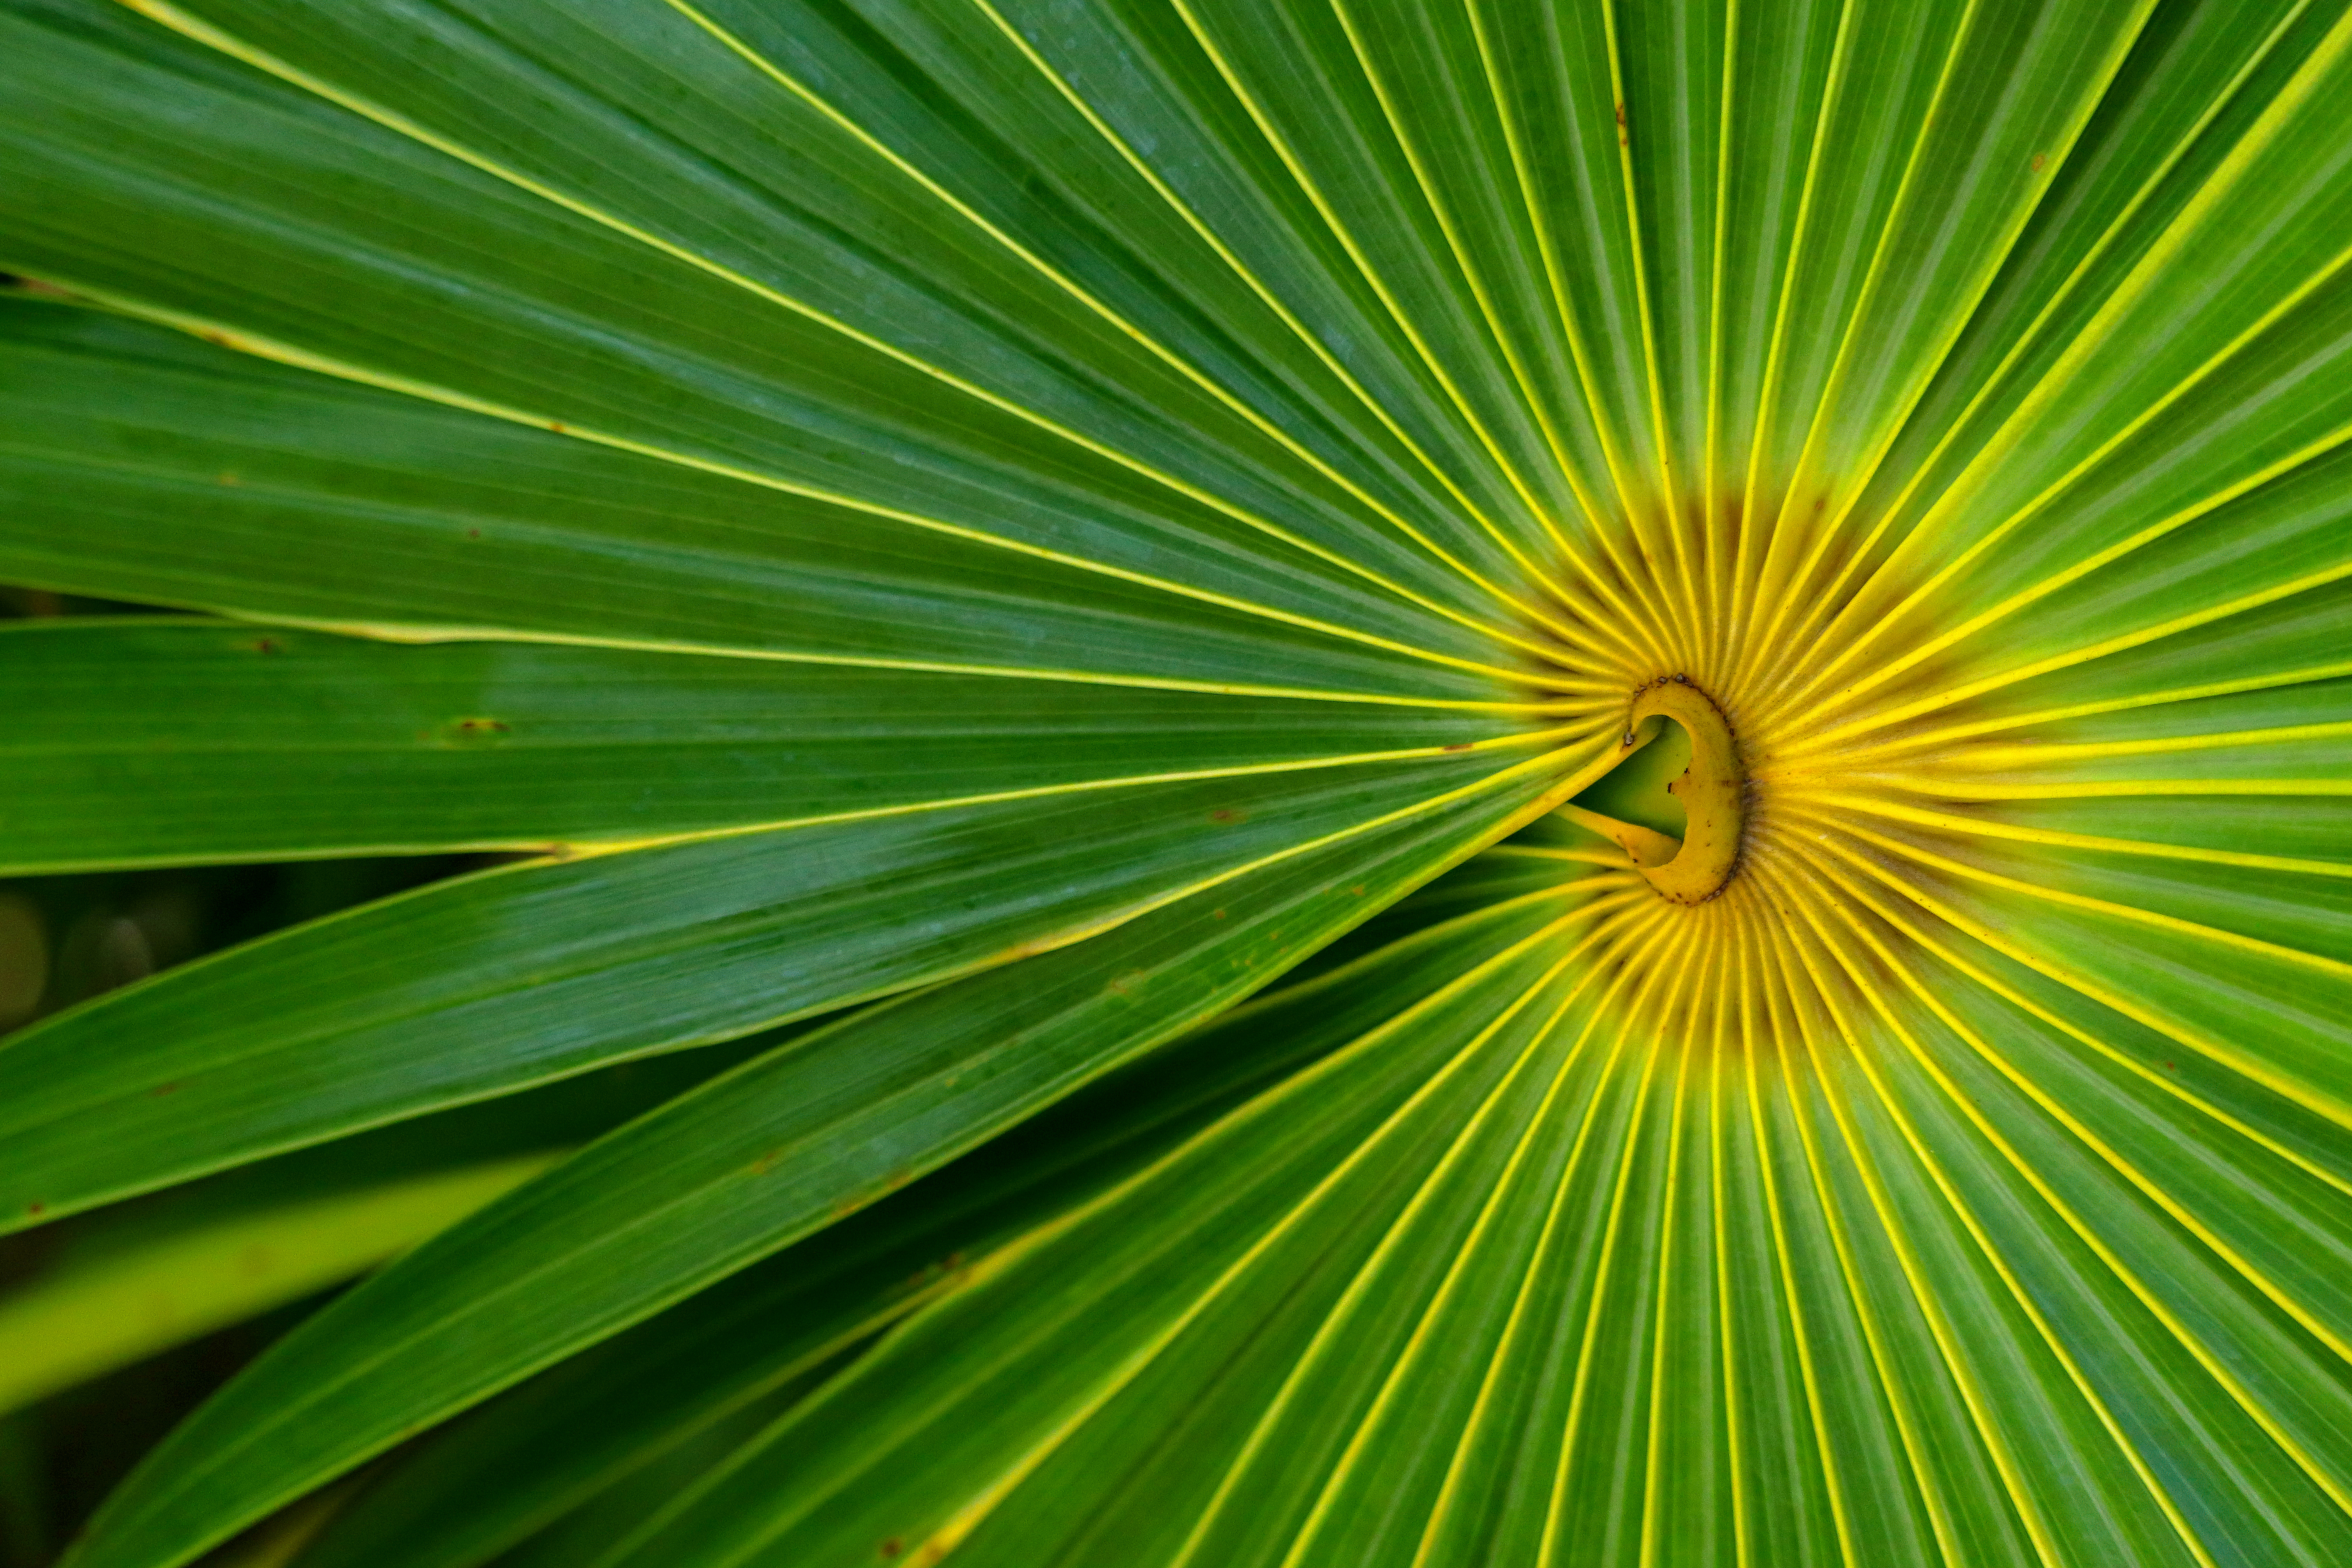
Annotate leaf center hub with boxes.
[1575,676,1747,905]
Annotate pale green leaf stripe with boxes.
[0,618,1539,873]
[0,1154,555,1417]
[0,1040,778,1423]
[63,760,1584,1568]
[0,745,1573,1234]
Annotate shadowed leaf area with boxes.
[2,0,2350,1564]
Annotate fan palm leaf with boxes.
[1,0,2347,1564]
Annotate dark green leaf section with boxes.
[52,0,1536,613]
[0,618,1537,873]
[0,9,1521,682]
[292,889,1585,1568]
[64,759,1583,1568]
[0,746,1569,1233]
[0,301,1519,703]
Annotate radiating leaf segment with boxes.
[0,0,2347,1565]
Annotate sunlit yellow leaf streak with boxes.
[1746,0,2160,690]
[1760,4,2352,709]
[1535,920,1710,1568]
[1790,880,2238,1568]
[1761,858,2352,1520]
[1786,0,2325,656]
[1271,944,1626,1567]
[1409,909,1675,1568]
[1787,793,2352,880]
[1739,878,1867,1568]
[1634,976,1705,1568]
[900,893,1651,1568]
[1788,846,2352,1204]
[1155,900,1664,1568]
[1791,817,2352,1136]
[0,1154,558,1417]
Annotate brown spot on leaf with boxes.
[217,471,240,486]
[880,1539,902,1559]
[151,1082,182,1097]
[249,637,279,655]
[25,1203,43,1216]
[1208,807,1247,824]
[2031,152,2046,171]
[1443,742,1473,752]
